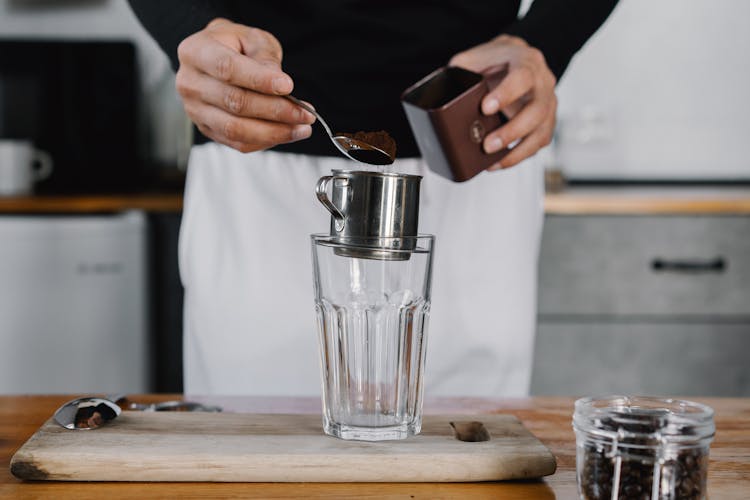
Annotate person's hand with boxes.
[175,18,315,153]
[450,34,557,170]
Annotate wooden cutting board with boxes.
[10,413,556,482]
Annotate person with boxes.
[129,1,618,397]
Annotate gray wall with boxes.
[555,0,750,180]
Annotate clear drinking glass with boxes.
[311,234,435,441]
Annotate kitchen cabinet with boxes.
[531,214,750,396]
[0,207,184,394]
[533,321,750,396]
[0,212,149,394]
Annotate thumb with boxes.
[234,25,293,94]
[209,20,285,71]
[449,47,492,74]
[238,26,284,67]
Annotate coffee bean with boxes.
[579,443,708,499]
[623,483,642,496]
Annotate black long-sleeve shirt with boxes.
[129,0,618,157]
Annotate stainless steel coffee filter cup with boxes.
[315,170,422,260]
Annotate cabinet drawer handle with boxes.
[651,257,726,273]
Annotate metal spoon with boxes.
[284,95,395,165]
[53,397,121,430]
[53,396,222,430]
[126,400,222,412]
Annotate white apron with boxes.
[179,145,544,397]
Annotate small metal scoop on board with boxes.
[53,395,222,430]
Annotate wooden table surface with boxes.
[1,396,748,499]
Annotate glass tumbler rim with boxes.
[311,233,435,240]
[311,233,434,254]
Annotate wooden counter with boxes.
[1,187,749,215]
[0,193,183,213]
[545,186,750,215]
[1,395,748,498]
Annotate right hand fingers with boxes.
[185,100,313,153]
[176,67,316,125]
[178,22,293,96]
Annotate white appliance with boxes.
[0,211,149,394]
[555,0,750,181]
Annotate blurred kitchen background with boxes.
[0,0,748,396]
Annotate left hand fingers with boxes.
[483,93,556,154]
[487,106,556,170]
[481,48,555,116]
[481,65,534,115]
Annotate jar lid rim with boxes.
[573,395,715,442]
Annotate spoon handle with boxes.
[284,95,334,140]
[105,393,128,405]
[283,95,363,162]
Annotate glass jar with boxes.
[573,396,715,500]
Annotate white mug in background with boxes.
[0,139,54,196]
